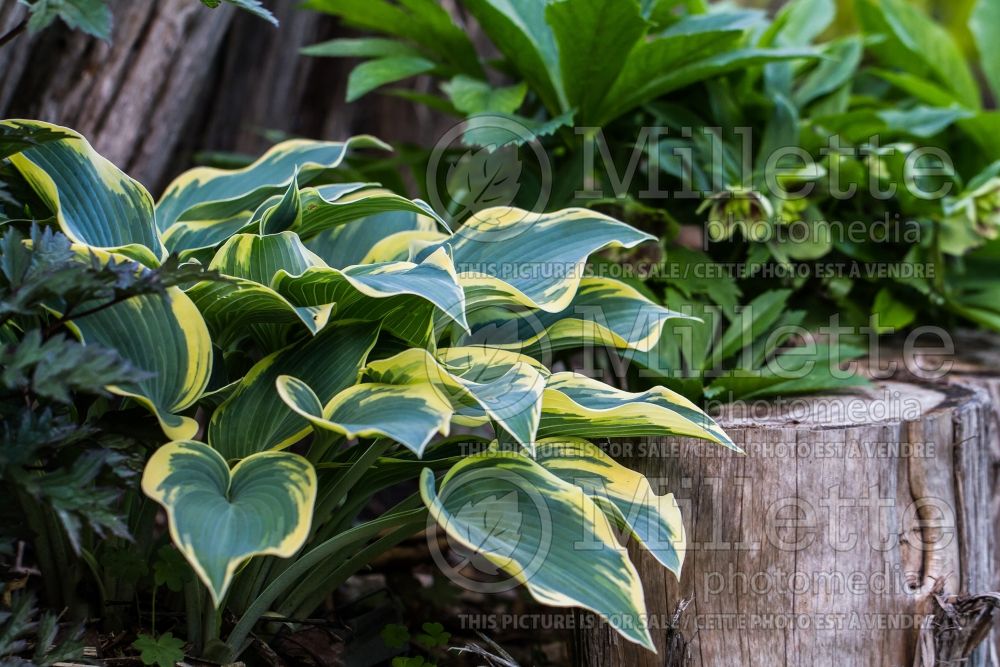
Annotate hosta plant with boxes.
[2,119,735,658]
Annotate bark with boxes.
[867,329,1000,661]
[0,0,455,193]
[574,380,996,666]
[0,0,236,188]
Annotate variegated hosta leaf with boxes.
[142,440,317,605]
[277,374,454,456]
[274,247,468,345]
[431,207,655,312]
[420,450,654,650]
[363,347,547,450]
[163,184,374,257]
[534,437,685,575]
[458,276,690,355]
[186,277,332,346]
[162,212,253,257]
[362,230,449,264]
[3,119,165,266]
[210,231,325,284]
[66,286,212,440]
[539,373,737,450]
[155,136,389,232]
[257,170,303,235]
[292,186,450,240]
[208,322,378,459]
[186,232,330,344]
[306,209,442,268]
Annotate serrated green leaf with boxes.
[132,633,185,667]
[441,76,527,116]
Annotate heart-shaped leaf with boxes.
[142,440,317,605]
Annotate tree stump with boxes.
[867,329,1000,661]
[574,380,996,666]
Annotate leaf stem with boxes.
[225,507,426,657]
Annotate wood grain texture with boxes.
[866,330,1000,663]
[575,381,995,666]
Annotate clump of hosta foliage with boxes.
[0,119,733,659]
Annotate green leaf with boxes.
[461,0,566,112]
[186,232,330,343]
[363,347,547,450]
[346,56,437,102]
[209,231,322,285]
[439,207,654,313]
[535,437,685,575]
[765,0,833,47]
[872,288,916,333]
[707,343,869,401]
[258,172,302,235]
[877,105,973,138]
[794,36,863,107]
[66,284,213,440]
[441,76,528,115]
[414,621,451,649]
[546,0,647,125]
[971,0,1000,100]
[539,372,736,450]
[857,0,980,109]
[305,0,481,75]
[380,623,410,649]
[208,322,377,459]
[868,68,962,107]
[161,211,253,257]
[0,121,73,161]
[305,209,441,269]
[156,136,389,232]
[292,186,449,240]
[277,374,453,456]
[218,0,278,26]
[142,441,317,605]
[25,0,112,40]
[3,120,164,265]
[460,109,575,148]
[716,289,791,360]
[185,277,330,346]
[420,450,654,650]
[0,330,142,403]
[132,633,185,667]
[153,545,193,592]
[462,276,691,355]
[600,45,817,125]
[273,247,469,344]
[303,37,422,58]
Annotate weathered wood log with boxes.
[914,592,1000,666]
[574,380,996,666]
[866,329,1000,662]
